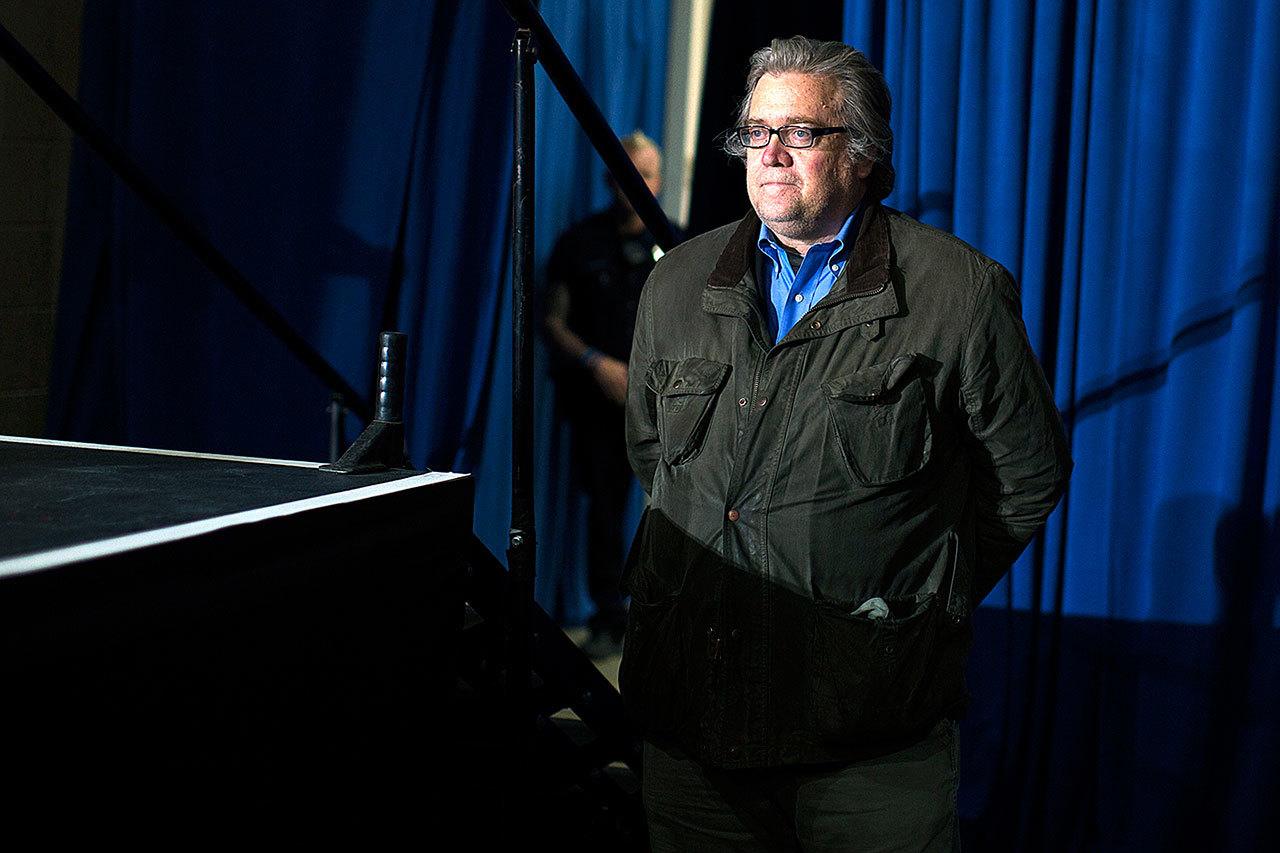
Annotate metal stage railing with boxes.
[498,0,679,253]
[497,0,679,790]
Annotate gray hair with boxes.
[726,36,895,201]
[621,130,660,159]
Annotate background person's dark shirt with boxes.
[546,209,660,365]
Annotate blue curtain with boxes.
[48,2,668,624]
[845,0,1280,848]
[50,1,511,461]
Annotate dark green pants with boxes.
[642,720,961,852]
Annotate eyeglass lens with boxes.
[736,125,819,148]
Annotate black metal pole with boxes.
[374,331,407,424]
[0,21,372,423]
[497,0,679,251]
[506,26,537,750]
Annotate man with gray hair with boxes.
[622,37,1071,850]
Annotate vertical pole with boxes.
[374,331,407,424]
[507,27,537,759]
[327,394,344,464]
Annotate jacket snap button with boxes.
[756,397,767,408]
[738,397,747,407]
[727,509,740,522]
[810,319,822,330]
[672,378,683,387]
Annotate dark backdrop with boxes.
[687,0,843,236]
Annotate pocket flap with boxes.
[823,354,917,401]
[654,357,730,397]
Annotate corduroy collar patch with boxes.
[706,200,891,296]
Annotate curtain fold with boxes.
[845,0,1280,848]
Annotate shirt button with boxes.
[830,263,839,272]
[793,293,803,302]
[738,397,748,407]
[727,509,740,522]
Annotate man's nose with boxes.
[760,136,792,166]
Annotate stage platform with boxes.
[0,435,474,820]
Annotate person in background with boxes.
[623,37,1072,850]
[544,131,671,658]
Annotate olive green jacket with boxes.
[620,201,1072,768]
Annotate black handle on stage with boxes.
[375,331,407,423]
[320,331,411,474]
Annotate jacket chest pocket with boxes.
[823,354,932,486]
[648,357,730,465]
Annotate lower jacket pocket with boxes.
[618,507,722,745]
[619,597,695,737]
[807,593,967,745]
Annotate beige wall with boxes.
[0,1,83,436]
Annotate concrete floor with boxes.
[562,625,622,689]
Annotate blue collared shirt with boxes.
[757,207,862,344]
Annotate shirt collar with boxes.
[756,205,861,269]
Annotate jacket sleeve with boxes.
[626,276,662,495]
[959,262,1073,604]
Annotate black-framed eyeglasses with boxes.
[731,124,848,150]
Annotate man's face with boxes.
[612,143,662,210]
[630,144,662,198]
[744,73,870,246]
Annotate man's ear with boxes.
[855,159,874,180]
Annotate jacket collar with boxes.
[703,201,898,342]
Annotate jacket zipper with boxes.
[749,356,764,407]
